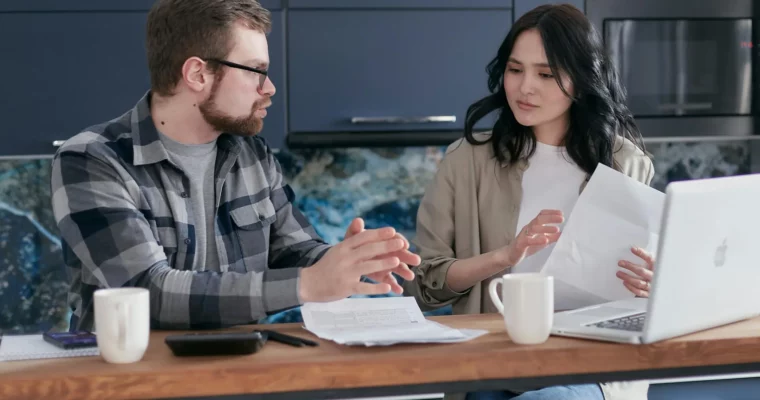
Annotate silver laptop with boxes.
[551,173,760,344]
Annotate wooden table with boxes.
[2,314,760,400]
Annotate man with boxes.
[51,0,419,331]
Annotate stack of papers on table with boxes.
[0,334,99,362]
[301,297,488,346]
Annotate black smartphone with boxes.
[43,331,98,349]
[164,331,267,357]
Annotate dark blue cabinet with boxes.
[259,7,287,150]
[1,0,516,155]
[288,0,510,7]
[0,1,155,11]
[514,0,585,21]
[0,0,287,156]
[0,7,151,156]
[287,2,511,134]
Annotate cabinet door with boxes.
[258,8,287,150]
[0,4,286,155]
[0,9,151,156]
[289,0,510,7]
[287,6,512,133]
[514,0,585,21]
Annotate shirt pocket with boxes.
[229,198,277,272]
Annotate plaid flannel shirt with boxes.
[51,93,331,331]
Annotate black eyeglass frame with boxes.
[205,58,268,89]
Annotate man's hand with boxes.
[343,218,419,294]
[298,219,420,303]
[617,246,655,297]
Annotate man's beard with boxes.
[199,79,268,137]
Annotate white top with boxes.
[512,141,587,275]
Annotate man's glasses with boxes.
[205,58,268,90]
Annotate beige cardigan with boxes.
[404,133,654,400]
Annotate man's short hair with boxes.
[146,0,271,96]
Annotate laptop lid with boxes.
[642,173,760,344]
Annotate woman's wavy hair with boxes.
[463,3,645,174]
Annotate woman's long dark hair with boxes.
[464,3,645,174]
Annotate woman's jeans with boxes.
[465,384,604,400]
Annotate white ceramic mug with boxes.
[488,273,553,345]
[94,288,150,364]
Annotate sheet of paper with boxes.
[541,164,665,309]
[301,297,488,346]
[553,279,607,312]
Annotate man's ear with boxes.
[181,57,211,93]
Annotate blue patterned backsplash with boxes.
[0,140,752,333]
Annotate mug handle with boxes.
[488,278,505,315]
[116,302,130,351]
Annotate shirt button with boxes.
[180,192,189,198]
[184,238,192,245]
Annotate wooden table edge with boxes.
[3,314,760,400]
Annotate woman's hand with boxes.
[617,246,655,297]
[496,209,564,268]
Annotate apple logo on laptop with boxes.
[714,238,728,267]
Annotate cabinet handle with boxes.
[52,140,66,147]
[350,115,456,124]
[643,135,760,143]
[657,102,713,111]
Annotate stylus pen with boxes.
[262,330,319,347]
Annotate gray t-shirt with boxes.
[158,132,220,272]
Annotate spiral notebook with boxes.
[0,334,99,362]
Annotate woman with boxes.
[405,4,655,400]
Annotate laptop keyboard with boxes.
[588,312,647,332]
